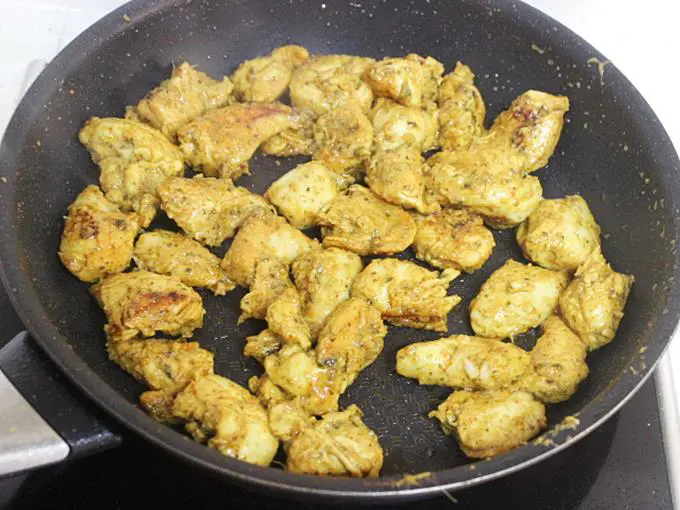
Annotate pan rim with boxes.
[1,0,680,500]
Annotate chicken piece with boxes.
[438,61,486,151]
[58,185,140,283]
[91,270,205,342]
[260,108,317,157]
[413,208,495,272]
[396,335,531,390]
[558,249,634,350]
[516,196,601,271]
[351,259,461,332]
[264,345,341,415]
[312,105,374,174]
[470,259,569,339]
[133,230,234,295]
[177,103,292,179]
[79,117,185,227]
[248,374,290,408]
[126,62,234,139]
[231,45,310,103]
[291,247,363,335]
[239,257,294,322]
[318,185,417,255]
[363,54,445,108]
[172,374,279,467]
[266,287,313,350]
[289,55,375,117]
[267,399,315,442]
[365,147,439,214]
[512,316,588,403]
[157,176,272,246]
[221,212,318,288]
[425,150,543,229]
[370,98,438,152]
[316,298,387,390]
[286,404,383,477]
[430,390,546,459]
[265,161,340,229]
[244,330,283,365]
[488,90,569,174]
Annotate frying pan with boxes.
[0,0,679,503]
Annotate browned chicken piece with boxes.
[318,185,417,255]
[221,212,318,288]
[266,287,313,351]
[265,161,341,229]
[177,103,293,179]
[438,61,486,151]
[315,297,387,391]
[133,230,234,295]
[172,374,279,467]
[289,55,375,117]
[470,259,570,339]
[248,374,290,407]
[157,176,272,247]
[58,185,140,283]
[516,196,601,272]
[231,45,310,103]
[430,390,547,458]
[412,208,495,272]
[79,117,185,227]
[351,258,461,332]
[558,249,634,350]
[363,54,445,108]
[365,147,440,215]
[286,404,384,477]
[260,108,317,157]
[370,98,439,152]
[396,335,531,390]
[244,331,283,365]
[511,316,589,403]
[126,62,234,140]
[425,150,543,229]
[291,247,363,335]
[91,270,205,342]
[239,257,294,322]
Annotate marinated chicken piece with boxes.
[365,147,439,214]
[133,230,234,295]
[244,330,283,365]
[261,108,317,157]
[396,335,531,390]
[318,185,417,255]
[177,103,292,179]
[516,196,601,271]
[231,45,310,103]
[430,390,547,458]
[221,212,318,288]
[239,257,294,322]
[172,374,279,467]
[351,259,461,332]
[413,208,495,272]
[316,298,387,390]
[286,404,383,477]
[79,117,185,227]
[438,61,486,151]
[248,374,290,408]
[312,105,374,174]
[558,249,633,350]
[126,62,234,139]
[470,259,569,339]
[488,90,570,174]
[265,161,340,229]
[266,287,313,350]
[58,185,140,283]
[370,98,438,152]
[289,55,375,117]
[363,54,445,108]
[425,150,543,229]
[91,270,205,342]
[158,176,272,246]
[267,399,314,442]
[291,247,363,335]
[512,316,589,403]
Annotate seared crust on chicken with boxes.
[313,105,374,174]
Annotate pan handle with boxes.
[0,332,122,477]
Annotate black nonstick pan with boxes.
[0,0,679,503]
